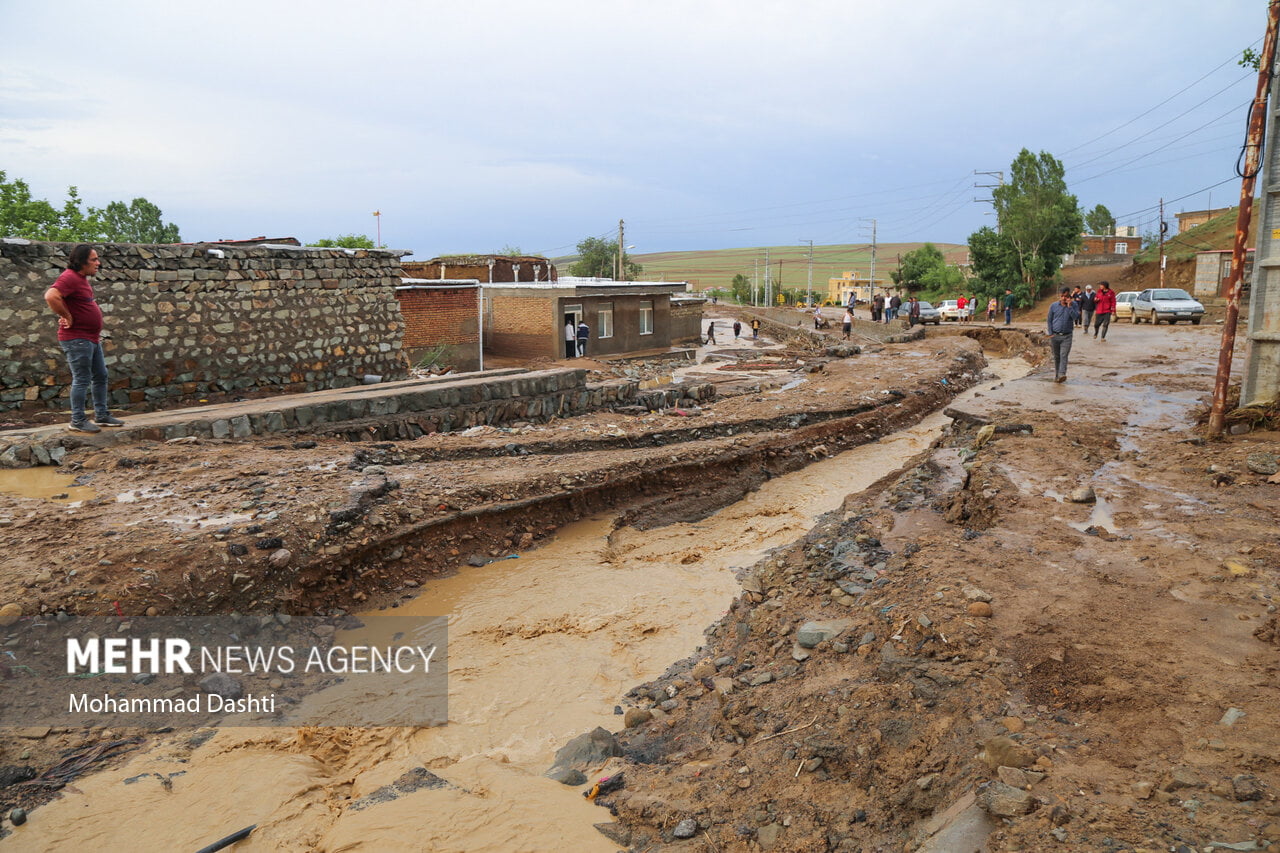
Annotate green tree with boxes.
[892,242,947,287]
[1083,203,1114,236]
[730,273,751,303]
[568,236,642,279]
[310,234,375,249]
[92,198,181,243]
[496,244,524,256]
[968,225,1026,304]
[991,149,1082,294]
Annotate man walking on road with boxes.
[45,245,124,433]
[1047,287,1080,383]
[1002,289,1014,325]
[1093,280,1116,341]
[750,318,761,340]
[1080,285,1097,332]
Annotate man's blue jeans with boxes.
[59,338,110,423]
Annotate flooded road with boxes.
[9,358,1031,852]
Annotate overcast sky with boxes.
[1,1,1268,258]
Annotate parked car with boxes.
[937,300,970,322]
[1114,291,1140,320]
[914,301,942,325]
[1131,288,1205,325]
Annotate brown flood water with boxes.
[9,359,1030,853]
[0,468,94,505]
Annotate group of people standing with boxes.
[869,292,901,323]
[564,318,591,358]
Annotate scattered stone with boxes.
[544,766,587,786]
[467,554,487,567]
[977,781,1035,817]
[962,586,993,603]
[1246,452,1279,475]
[0,603,22,627]
[1219,707,1246,727]
[1160,767,1201,792]
[268,677,284,690]
[967,602,993,618]
[795,619,850,649]
[1132,780,1154,799]
[756,822,782,848]
[997,766,1029,788]
[1229,422,1251,435]
[593,823,631,846]
[1222,558,1254,578]
[268,549,292,568]
[748,672,774,687]
[312,624,336,639]
[623,708,652,728]
[227,543,248,557]
[9,807,26,826]
[550,727,622,771]
[198,672,244,701]
[1232,773,1264,802]
[1069,486,1096,504]
[672,818,698,839]
[980,736,1035,770]
[999,716,1025,733]
[145,606,159,618]
[254,537,284,551]
[791,645,811,662]
[132,672,156,686]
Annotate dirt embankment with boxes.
[588,326,1280,852]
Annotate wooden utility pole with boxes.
[1209,0,1280,435]
[1158,198,1166,288]
[616,219,625,281]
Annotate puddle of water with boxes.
[0,468,95,504]
[116,487,176,503]
[15,358,1034,852]
[1069,492,1118,533]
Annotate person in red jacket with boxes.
[1092,280,1117,341]
[44,245,125,433]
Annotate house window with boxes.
[638,300,653,335]
[598,303,614,338]
[1115,242,1127,255]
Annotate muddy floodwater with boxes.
[10,359,1030,852]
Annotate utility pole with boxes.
[974,170,1005,233]
[800,239,814,306]
[616,219,625,281]
[1158,198,1167,289]
[1210,0,1280,434]
[753,257,759,306]
[777,260,783,304]
[372,211,382,248]
[860,219,878,297]
[764,248,771,308]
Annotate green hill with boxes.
[1135,206,1259,264]
[557,242,967,293]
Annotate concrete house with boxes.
[483,277,701,360]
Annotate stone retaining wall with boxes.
[0,239,409,411]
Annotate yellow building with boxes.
[826,271,891,305]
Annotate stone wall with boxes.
[0,239,408,411]
[669,297,706,344]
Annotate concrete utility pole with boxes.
[860,219,878,289]
[800,239,814,305]
[753,257,759,306]
[764,248,771,308]
[372,211,382,249]
[1210,0,1280,434]
[616,219,625,281]
[974,170,1005,233]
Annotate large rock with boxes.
[977,781,1035,817]
[795,619,850,649]
[198,672,244,700]
[549,726,622,772]
[0,603,22,627]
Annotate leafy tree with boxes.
[568,236,642,279]
[968,225,1027,304]
[496,244,524,256]
[311,234,375,249]
[0,170,180,243]
[892,242,947,287]
[991,149,1082,294]
[1083,203,1114,236]
[730,273,751,303]
[93,198,181,243]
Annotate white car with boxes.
[1114,291,1139,320]
[936,300,971,322]
[1131,288,1205,325]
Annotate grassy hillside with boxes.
[1134,206,1260,264]
[556,242,968,293]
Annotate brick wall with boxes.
[487,291,559,359]
[670,298,706,344]
[0,240,407,411]
[396,284,480,371]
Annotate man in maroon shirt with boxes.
[44,245,124,432]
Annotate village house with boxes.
[483,277,701,360]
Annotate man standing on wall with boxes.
[564,317,577,358]
[44,245,124,433]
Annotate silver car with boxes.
[913,301,942,325]
[1131,288,1205,325]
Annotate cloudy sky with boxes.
[1,1,1268,258]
